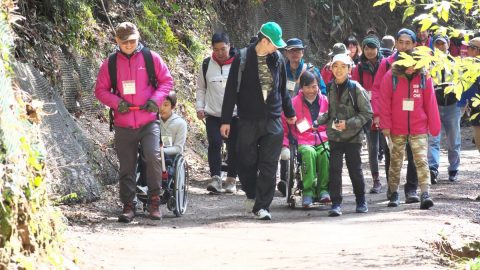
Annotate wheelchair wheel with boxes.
[173,155,189,217]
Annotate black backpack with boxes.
[107,46,158,131]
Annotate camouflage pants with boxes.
[389,134,429,193]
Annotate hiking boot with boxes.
[254,209,272,220]
[277,180,287,197]
[302,195,313,208]
[224,177,237,193]
[369,180,382,194]
[430,169,438,185]
[420,192,434,210]
[448,170,458,182]
[328,204,342,217]
[355,196,368,213]
[148,195,162,220]
[387,192,400,207]
[244,198,255,215]
[319,192,331,204]
[405,191,420,204]
[118,201,136,223]
[206,175,223,193]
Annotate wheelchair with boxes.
[136,150,189,217]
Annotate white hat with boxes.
[331,53,352,65]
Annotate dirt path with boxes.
[64,130,480,270]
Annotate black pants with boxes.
[329,141,365,206]
[206,116,238,177]
[380,138,418,194]
[237,118,283,212]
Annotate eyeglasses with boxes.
[287,48,304,53]
[120,39,138,46]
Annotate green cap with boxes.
[259,22,287,48]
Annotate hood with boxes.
[391,62,425,78]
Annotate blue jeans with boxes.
[428,104,461,172]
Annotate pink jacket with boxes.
[379,70,440,136]
[351,65,375,91]
[371,54,395,117]
[95,48,174,129]
[282,90,329,147]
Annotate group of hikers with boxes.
[95,20,480,223]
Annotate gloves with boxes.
[142,100,159,113]
[118,100,132,114]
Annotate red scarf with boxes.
[212,53,235,66]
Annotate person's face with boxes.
[212,42,230,63]
[348,43,357,57]
[116,38,139,55]
[396,34,415,53]
[467,44,480,57]
[363,46,378,60]
[434,40,448,53]
[160,99,173,119]
[332,61,350,82]
[302,79,319,100]
[417,30,429,42]
[285,48,304,63]
[260,38,277,54]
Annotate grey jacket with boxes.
[160,113,187,156]
[317,79,372,144]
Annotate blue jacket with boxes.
[286,59,326,95]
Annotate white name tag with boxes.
[296,118,311,133]
[162,135,173,147]
[262,90,268,101]
[286,80,296,91]
[122,80,136,95]
[402,99,414,111]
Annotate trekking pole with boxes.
[159,136,168,180]
[315,129,330,159]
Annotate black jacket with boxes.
[221,43,295,124]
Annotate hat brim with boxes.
[434,38,448,44]
[285,45,305,50]
[260,29,287,48]
[119,33,140,41]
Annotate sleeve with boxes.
[424,78,441,136]
[379,72,393,130]
[281,112,290,147]
[196,66,206,112]
[94,59,122,110]
[221,55,240,124]
[317,95,329,141]
[345,85,373,130]
[150,53,174,106]
[163,118,188,156]
[279,58,296,118]
[314,67,327,95]
[316,91,330,125]
[371,59,388,117]
[351,65,360,82]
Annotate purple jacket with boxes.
[95,48,174,129]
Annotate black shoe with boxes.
[430,169,438,185]
[405,191,420,204]
[448,170,458,182]
[277,180,287,197]
[420,192,434,209]
[387,192,400,207]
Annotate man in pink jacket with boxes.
[379,52,440,210]
[95,22,174,222]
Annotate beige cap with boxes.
[115,22,140,41]
[462,37,480,49]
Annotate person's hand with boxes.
[118,100,132,114]
[286,116,297,125]
[335,120,346,131]
[382,129,391,137]
[197,110,205,120]
[220,124,230,138]
[141,100,159,113]
[373,116,380,128]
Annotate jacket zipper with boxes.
[129,57,137,128]
[407,77,411,135]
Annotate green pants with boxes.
[298,143,330,197]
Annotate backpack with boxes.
[201,47,247,93]
[107,46,158,131]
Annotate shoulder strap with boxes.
[108,53,117,94]
[237,47,247,93]
[202,57,210,86]
[348,80,360,113]
[142,47,158,89]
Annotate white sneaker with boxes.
[206,175,223,193]
[224,177,237,193]
[244,198,255,215]
[254,209,272,220]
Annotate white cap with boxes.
[331,53,352,65]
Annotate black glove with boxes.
[118,100,132,114]
[142,100,159,113]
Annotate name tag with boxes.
[122,80,136,95]
[296,118,311,133]
[402,99,414,111]
[262,90,268,101]
[286,80,296,91]
[162,135,173,147]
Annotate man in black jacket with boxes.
[220,22,296,220]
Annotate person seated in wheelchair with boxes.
[281,70,331,208]
[137,91,187,189]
